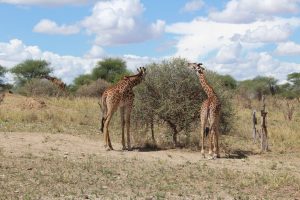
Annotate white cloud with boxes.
[275,41,300,55]
[0,39,159,83]
[32,0,165,44]
[0,0,92,6]
[181,0,204,12]
[84,45,106,58]
[81,0,165,45]
[215,42,242,64]
[209,0,300,23]
[33,19,80,35]
[238,24,292,43]
[207,51,299,81]
[166,17,300,61]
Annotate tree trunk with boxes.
[165,119,178,147]
[150,119,156,145]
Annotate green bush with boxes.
[132,58,234,147]
[75,79,110,97]
[17,78,64,97]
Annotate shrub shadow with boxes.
[132,143,165,152]
[225,149,257,159]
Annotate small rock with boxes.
[102,186,108,189]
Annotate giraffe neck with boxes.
[118,79,138,92]
[198,73,216,98]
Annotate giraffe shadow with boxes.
[225,149,257,159]
[132,143,165,152]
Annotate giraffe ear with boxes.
[197,63,203,67]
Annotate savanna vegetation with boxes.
[0,57,299,199]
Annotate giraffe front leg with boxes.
[125,104,133,151]
[120,107,126,150]
[200,102,208,158]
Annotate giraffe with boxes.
[188,63,221,159]
[99,67,146,151]
[41,75,67,92]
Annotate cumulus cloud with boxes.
[0,0,91,6]
[0,39,159,83]
[207,51,300,81]
[84,45,106,59]
[81,0,165,45]
[215,42,242,64]
[32,0,165,45]
[33,19,80,35]
[275,41,300,55]
[181,0,204,12]
[209,0,300,23]
[166,17,300,61]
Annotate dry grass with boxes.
[0,93,300,199]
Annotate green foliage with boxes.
[277,72,300,99]
[218,74,237,90]
[132,58,234,146]
[75,79,110,97]
[92,58,130,83]
[237,76,277,100]
[0,65,6,85]
[17,78,64,97]
[71,74,94,91]
[10,59,52,85]
[287,72,300,86]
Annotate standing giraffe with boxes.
[41,75,67,92]
[188,63,221,159]
[99,67,146,151]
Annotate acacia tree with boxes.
[0,65,6,86]
[11,59,52,86]
[92,58,130,83]
[132,58,234,147]
[237,76,278,100]
[279,72,300,100]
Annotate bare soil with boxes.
[1,132,300,200]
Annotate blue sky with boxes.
[0,0,300,83]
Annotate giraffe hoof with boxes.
[214,154,220,158]
[122,147,127,151]
[207,155,215,160]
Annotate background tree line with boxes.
[1,58,299,101]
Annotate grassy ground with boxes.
[0,93,300,199]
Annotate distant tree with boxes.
[71,74,94,91]
[75,79,110,97]
[237,76,278,100]
[287,72,300,86]
[92,58,130,83]
[279,72,300,99]
[218,74,237,90]
[10,59,52,85]
[0,65,6,86]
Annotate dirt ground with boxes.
[1,132,300,200]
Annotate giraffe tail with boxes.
[205,127,209,137]
[99,96,107,133]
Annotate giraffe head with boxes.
[188,62,205,74]
[124,67,146,86]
